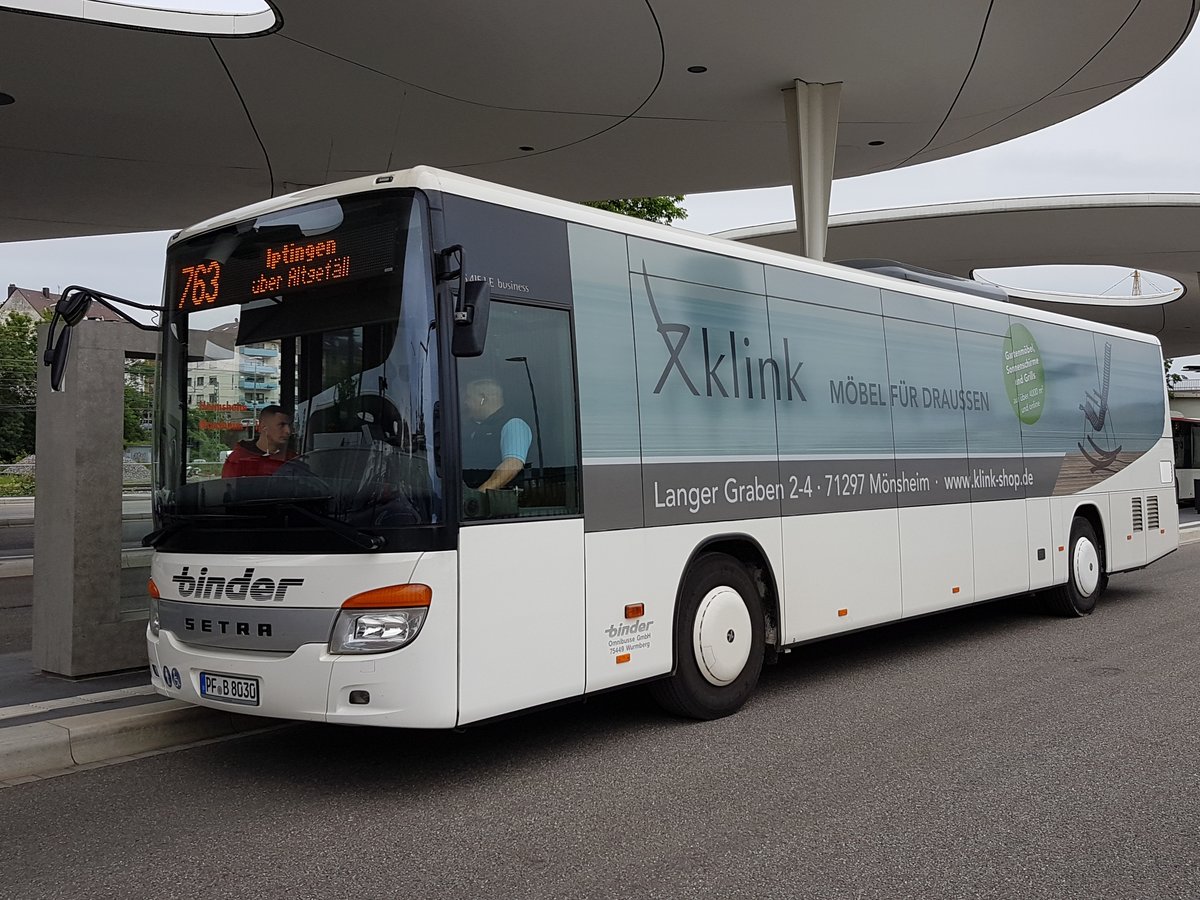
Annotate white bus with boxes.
[1172,415,1200,504]
[97,166,1177,725]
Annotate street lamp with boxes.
[505,356,544,480]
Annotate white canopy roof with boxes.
[1,0,1194,239]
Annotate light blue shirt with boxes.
[500,417,533,464]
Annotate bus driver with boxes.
[221,405,297,478]
[461,377,532,492]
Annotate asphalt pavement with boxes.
[2,497,1199,823]
[2,540,1198,899]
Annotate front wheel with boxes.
[649,553,765,720]
[1046,517,1107,617]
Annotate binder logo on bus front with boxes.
[642,264,806,402]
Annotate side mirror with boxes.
[39,285,162,392]
[46,325,72,391]
[41,287,94,391]
[452,280,491,357]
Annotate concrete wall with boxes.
[33,321,158,677]
[1169,393,1200,419]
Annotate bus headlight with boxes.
[147,579,161,637]
[330,583,432,654]
[148,597,161,637]
[331,608,428,654]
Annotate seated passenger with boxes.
[221,405,297,477]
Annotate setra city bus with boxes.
[50,166,1178,725]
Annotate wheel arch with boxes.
[672,534,782,665]
[1070,502,1108,571]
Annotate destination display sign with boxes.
[172,220,400,313]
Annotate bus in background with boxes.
[51,167,1177,727]
[1171,415,1200,504]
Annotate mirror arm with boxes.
[42,285,165,391]
[55,284,163,332]
[436,245,472,323]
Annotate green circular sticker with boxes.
[1003,324,1045,424]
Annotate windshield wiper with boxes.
[271,501,386,551]
[142,512,261,548]
[145,502,384,551]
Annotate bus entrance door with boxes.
[456,519,585,724]
[452,299,584,724]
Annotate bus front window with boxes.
[153,190,443,553]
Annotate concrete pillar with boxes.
[782,79,842,261]
[33,321,158,677]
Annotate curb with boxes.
[0,547,154,580]
[0,556,32,578]
[0,700,280,783]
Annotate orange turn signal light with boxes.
[342,583,432,609]
[625,603,645,619]
[148,578,161,599]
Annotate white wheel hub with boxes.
[1073,536,1100,596]
[692,585,752,686]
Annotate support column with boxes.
[33,321,158,676]
[782,79,842,261]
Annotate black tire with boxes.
[649,553,765,720]
[1046,517,1107,617]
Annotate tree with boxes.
[1165,357,1183,396]
[124,359,156,446]
[583,196,687,225]
[186,406,234,460]
[0,313,39,462]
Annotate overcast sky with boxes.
[3,19,1200,334]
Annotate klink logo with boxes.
[170,567,303,602]
[642,263,806,402]
[1078,341,1122,473]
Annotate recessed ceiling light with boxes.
[687,66,708,74]
[519,146,534,152]
[868,140,885,146]
[0,93,14,106]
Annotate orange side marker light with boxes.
[616,653,631,664]
[837,608,848,617]
[1058,546,1065,552]
[625,603,645,619]
[952,586,961,594]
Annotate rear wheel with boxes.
[649,553,765,720]
[1046,517,1107,617]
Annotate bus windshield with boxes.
[152,190,443,553]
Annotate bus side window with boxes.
[458,301,580,519]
